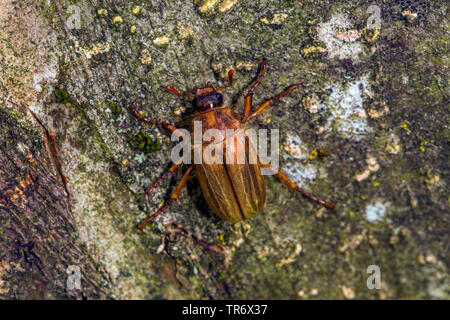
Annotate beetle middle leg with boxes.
[137,165,194,233]
[261,163,335,212]
[243,59,267,121]
[128,102,184,138]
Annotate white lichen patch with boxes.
[33,65,58,93]
[365,201,388,223]
[322,75,373,139]
[316,14,365,61]
[283,161,321,188]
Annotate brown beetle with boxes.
[129,59,334,232]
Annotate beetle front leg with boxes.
[261,164,335,212]
[244,83,304,122]
[137,165,194,233]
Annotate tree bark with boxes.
[0,0,448,299]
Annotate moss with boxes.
[54,87,72,104]
[107,102,122,117]
[130,130,161,153]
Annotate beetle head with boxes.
[192,86,223,110]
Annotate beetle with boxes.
[129,59,335,233]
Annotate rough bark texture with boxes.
[0,0,448,299]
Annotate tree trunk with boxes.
[0,0,447,299]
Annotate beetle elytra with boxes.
[129,59,335,232]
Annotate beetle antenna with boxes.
[216,69,234,92]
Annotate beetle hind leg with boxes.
[137,165,194,233]
[261,164,335,212]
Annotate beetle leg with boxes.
[243,59,267,121]
[144,162,181,199]
[261,163,335,212]
[167,223,225,255]
[216,69,234,92]
[244,83,304,122]
[137,165,194,233]
[165,85,195,99]
[128,102,181,135]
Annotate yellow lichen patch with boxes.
[425,175,440,186]
[257,246,270,261]
[402,10,418,22]
[3,174,33,208]
[153,36,170,46]
[177,25,194,39]
[348,211,355,217]
[139,49,152,65]
[131,5,143,16]
[219,0,238,12]
[385,134,402,154]
[339,231,366,252]
[419,140,428,152]
[216,234,226,245]
[354,154,379,181]
[198,0,221,13]
[211,62,234,79]
[341,286,355,299]
[260,13,288,25]
[276,243,302,268]
[26,153,35,163]
[301,46,326,58]
[130,25,137,34]
[335,29,361,42]
[112,15,123,25]
[235,61,256,71]
[173,106,187,115]
[83,42,111,59]
[97,8,108,16]
[302,94,320,113]
[368,104,389,118]
[308,149,319,160]
[364,27,380,42]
